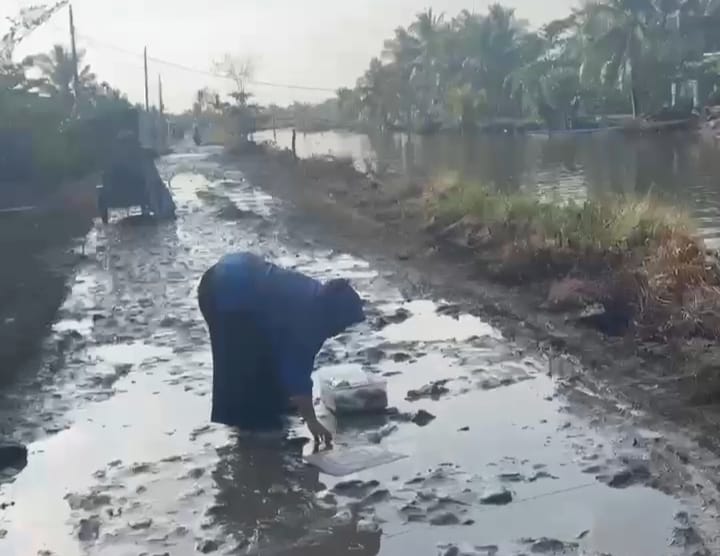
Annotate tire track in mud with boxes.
[0,148,713,556]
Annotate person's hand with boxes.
[306,418,333,447]
[289,395,332,447]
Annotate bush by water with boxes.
[426,176,720,341]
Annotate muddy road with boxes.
[0,148,717,555]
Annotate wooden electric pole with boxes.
[69,4,80,104]
[143,46,150,111]
[158,74,164,115]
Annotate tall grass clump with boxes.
[426,174,720,340]
[427,174,693,254]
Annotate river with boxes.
[256,128,720,248]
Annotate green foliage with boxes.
[339,0,720,130]
[447,85,488,130]
[427,173,720,342]
[430,177,692,252]
[1,6,132,192]
[29,44,97,105]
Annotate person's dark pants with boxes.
[198,267,289,430]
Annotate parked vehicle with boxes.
[98,136,175,224]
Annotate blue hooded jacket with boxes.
[209,252,365,396]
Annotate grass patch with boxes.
[426,174,720,341]
[428,174,692,253]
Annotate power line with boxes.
[73,31,337,93]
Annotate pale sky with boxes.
[2,0,578,112]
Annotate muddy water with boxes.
[256,128,720,248]
[0,148,709,555]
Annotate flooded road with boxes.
[0,148,713,555]
[256,128,720,248]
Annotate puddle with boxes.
[381,300,501,342]
[86,341,173,366]
[52,317,94,336]
[0,346,227,556]
[0,151,706,556]
[382,485,680,556]
[274,250,379,282]
[222,181,275,218]
[168,172,213,205]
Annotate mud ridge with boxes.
[0,175,97,389]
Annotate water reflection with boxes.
[211,435,382,555]
[257,128,720,247]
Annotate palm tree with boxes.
[356,58,388,125]
[31,44,96,107]
[507,10,595,122]
[382,27,421,126]
[408,8,446,119]
[581,0,660,117]
[382,26,421,66]
[451,5,537,117]
[446,84,488,131]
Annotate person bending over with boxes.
[197,252,365,444]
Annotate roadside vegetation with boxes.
[247,140,720,345]
[426,175,720,341]
[181,55,265,150]
[331,0,720,132]
[1,3,135,382]
[205,3,720,136]
[207,1,720,134]
[1,2,133,201]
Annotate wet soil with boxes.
[229,147,720,541]
[0,146,718,555]
[0,174,98,387]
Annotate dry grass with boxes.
[426,174,720,340]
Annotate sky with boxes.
[2,0,578,113]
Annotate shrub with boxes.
[426,175,720,340]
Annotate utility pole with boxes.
[69,4,81,104]
[158,74,164,115]
[143,46,150,111]
[158,74,168,151]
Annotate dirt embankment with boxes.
[227,146,720,451]
[0,174,98,387]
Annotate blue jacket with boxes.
[209,252,365,396]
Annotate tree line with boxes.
[1,2,133,188]
[334,0,720,132]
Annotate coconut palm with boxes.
[381,28,421,127]
[581,0,661,117]
[451,5,538,117]
[506,13,587,128]
[446,84,488,131]
[338,1,720,129]
[408,9,447,118]
[32,44,96,107]
[356,58,389,125]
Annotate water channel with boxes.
[256,128,720,248]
